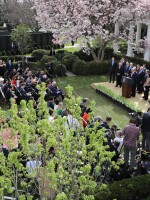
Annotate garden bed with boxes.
[95,84,139,113]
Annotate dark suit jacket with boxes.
[131,72,138,83]
[116,66,124,76]
[109,60,117,72]
[6,62,13,71]
[142,112,150,132]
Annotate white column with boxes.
[136,23,142,45]
[113,21,120,53]
[144,24,150,62]
[126,22,135,57]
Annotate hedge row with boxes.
[95,174,150,200]
[0,55,25,62]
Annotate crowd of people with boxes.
[109,57,150,100]
[0,55,149,192]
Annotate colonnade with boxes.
[113,21,150,62]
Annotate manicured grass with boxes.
[57,75,130,129]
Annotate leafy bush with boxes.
[55,50,70,61]
[72,59,109,75]
[32,49,49,61]
[0,56,9,62]
[28,61,43,71]
[9,56,15,62]
[72,59,88,75]
[51,60,66,76]
[74,50,93,62]
[95,174,150,200]
[62,53,79,70]
[104,47,114,59]
[2,51,6,56]
[15,55,23,61]
[40,55,57,66]
[118,41,128,53]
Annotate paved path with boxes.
[65,70,76,77]
[91,81,150,113]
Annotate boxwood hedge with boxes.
[95,174,150,200]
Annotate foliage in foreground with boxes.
[0,84,122,199]
[95,174,150,200]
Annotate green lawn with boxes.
[57,75,130,129]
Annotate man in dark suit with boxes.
[109,57,117,83]
[141,107,150,151]
[137,66,145,94]
[6,60,14,78]
[45,60,54,79]
[130,67,138,97]
[115,62,124,87]
[18,83,33,101]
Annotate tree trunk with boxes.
[87,43,99,61]
[100,48,105,61]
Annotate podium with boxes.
[122,76,133,98]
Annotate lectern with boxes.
[122,76,134,98]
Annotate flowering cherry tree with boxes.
[33,0,137,60]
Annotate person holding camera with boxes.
[122,118,140,169]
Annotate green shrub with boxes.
[0,56,9,62]
[51,60,66,76]
[72,59,87,75]
[95,174,150,200]
[104,47,114,59]
[40,55,57,66]
[28,62,43,71]
[15,55,23,62]
[32,49,49,61]
[55,50,70,61]
[62,53,79,70]
[72,59,109,75]
[74,50,93,62]
[9,56,15,62]
[0,52,2,56]
[2,51,6,56]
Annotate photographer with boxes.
[122,117,140,169]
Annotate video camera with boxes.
[129,112,142,127]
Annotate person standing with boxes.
[49,47,56,56]
[130,67,138,97]
[109,57,117,83]
[6,59,14,78]
[115,62,124,87]
[141,107,150,151]
[122,118,140,169]
[137,66,145,94]
[143,70,150,101]
[0,60,6,77]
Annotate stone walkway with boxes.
[91,82,150,113]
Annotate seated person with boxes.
[18,83,33,101]
[114,131,124,154]
[47,96,55,111]
[49,81,63,99]
[100,116,112,129]
[5,85,18,104]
